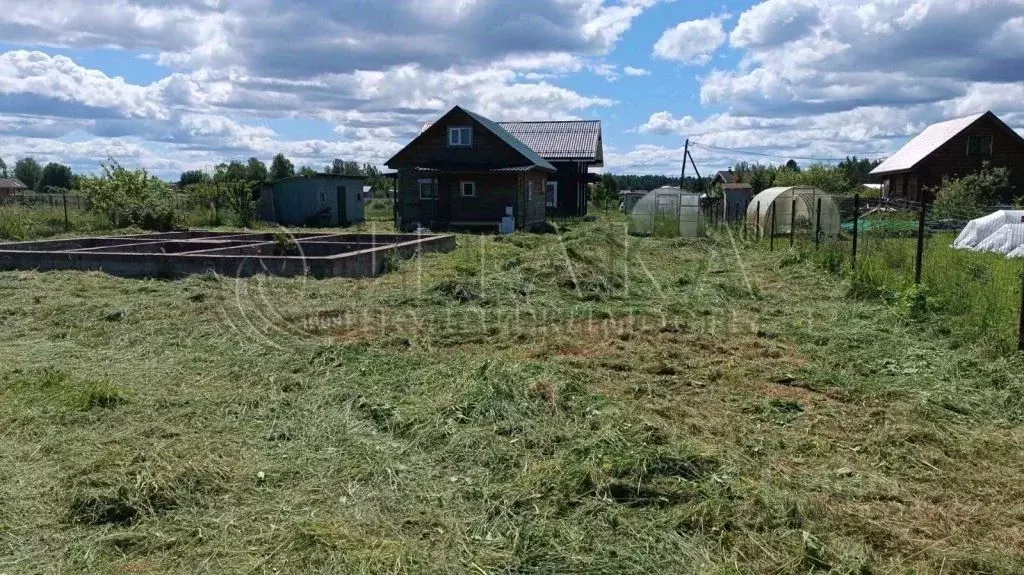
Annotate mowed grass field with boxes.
[1,215,1023,574]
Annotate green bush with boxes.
[932,164,1012,219]
[80,161,179,231]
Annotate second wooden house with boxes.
[386,106,603,231]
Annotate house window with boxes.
[319,191,328,203]
[448,126,472,147]
[967,135,993,156]
[527,180,534,202]
[545,181,558,208]
[460,181,476,197]
[418,178,437,200]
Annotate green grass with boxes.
[844,233,1024,355]
[1,215,1023,573]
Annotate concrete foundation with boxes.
[0,231,456,279]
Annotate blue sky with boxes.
[0,0,1022,179]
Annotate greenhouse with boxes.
[628,187,704,238]
[746,186,841,237]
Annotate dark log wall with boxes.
[886,115,1024,202]
[387,109,528,170]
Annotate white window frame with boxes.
[448,126,472,147]
[545,181,558,208]
[460,181,476,198]
[418,178,436,200]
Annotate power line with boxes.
[689,141,849,163]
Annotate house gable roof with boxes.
[0,178,28,189]
[386,106,555,172]
[496,121,603,166]
[870,111,1024,175]
[712,170,737,184]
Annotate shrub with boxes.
[932,164,1013,220]
[80,161,179,231]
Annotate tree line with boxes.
[177,154,392,197]
[0,157,76,192]
[723,157,884,196]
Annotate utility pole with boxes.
[681,139,689,184]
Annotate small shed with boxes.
[722,183,752,222]
[0,178,29,197]
[747,186,841,237]
[270,174,366,227]
[619,190,648,214]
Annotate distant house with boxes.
[711,170,738,186]
[0,178,28,197]
[263,173,366,226]
[871,111,1024,203]
[497,120,603,217]
[385,106,556,232]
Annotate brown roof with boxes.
[497,121,603,166]
[0,178,28,189]
[713,170,737,184]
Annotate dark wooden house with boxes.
[711,170,738,186]
[386,106,555,231]
[871,111,1024,203]
[0,178,28,197]
[497,121,603,217]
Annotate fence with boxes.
[702,193,1024,355]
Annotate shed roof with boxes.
[272,173,367,183]
[496,121,603,165]
[871,112,989,175]
[0,178,28,189]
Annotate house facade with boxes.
[386,107,554,232]
[497,121,603,217]
[871,111,1024,203]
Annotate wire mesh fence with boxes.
[699,193,1024,355]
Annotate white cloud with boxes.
[730,0,820,48]
[623,66,650,76]
[653,16,728,65]
[704,0,1024,115]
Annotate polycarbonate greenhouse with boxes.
[746,186,841,237]
[628,187,704,238]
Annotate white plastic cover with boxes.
[973,224,1024,254]
[952,211,1024,252]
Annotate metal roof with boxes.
[871,112,987,175]
[414,165,542,173]
[497,121,602,164]
[0,178,28,189]
[459,110,557,172]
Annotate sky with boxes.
[0,0,1022,180]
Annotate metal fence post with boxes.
[852,193,860,270]
[755,201,761,242]
[62,190,70,231]
[815,197,822,249]
[790,198,796,247]
[770,203,776,251]
[915,200,927,285]
[1019,272,1024,352]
